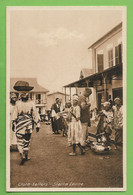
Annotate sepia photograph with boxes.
[6,6,126,192]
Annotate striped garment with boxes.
[11,100,40,158]
[15,114,33,135]
[15,114,33,153]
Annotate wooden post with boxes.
[65,87,66,103]
[75,84,78,95]
[103,75,107,101]
[69,87,71,101]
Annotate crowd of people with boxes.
[50,89,123,155]
[10,80,123,165]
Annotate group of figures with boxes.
[50,89,123,156]
[10,81,123,165]
[10,81,40,165]
[50,88,92,155]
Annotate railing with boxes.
[35,99,47,104]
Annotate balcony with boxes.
[35,99,47,104]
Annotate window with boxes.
[108,49,113,67]
[29,93,33,100]
[36,94,41,104]
[39,107,42,114]
[115,44,122,65]
[97,54,104,72]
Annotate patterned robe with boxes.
[12,100,40,155]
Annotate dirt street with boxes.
[10,123,123,189]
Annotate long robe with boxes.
[12,100,40,155]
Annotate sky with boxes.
[9,7,123,93]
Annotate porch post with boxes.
[65,87,66,103]
[103,74,107,101]
[69,87,71,101]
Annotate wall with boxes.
[91,30,122,72]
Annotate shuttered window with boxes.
[97,54,104,72]
[108,49,113,67]
[115,44,122,65]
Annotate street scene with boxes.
[10,123,123,188]
[7,7,126,191]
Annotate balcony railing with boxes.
[35,99,46,104]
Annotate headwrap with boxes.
[114,97,121,102]
[72,95,79,101]
[10,93,17,99]
[103,101,110,107]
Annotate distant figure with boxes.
[112,97,123,147]
[10,92,18,151]
[51,98,61,134]
[12,81,40,165]
[61,100,71,137]
[108,95,113,108]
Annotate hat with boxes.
[72,94,79,101]
[103,101,110,107]
[114,97,121,102]
[10,92,17,99]
[13,81,34,91]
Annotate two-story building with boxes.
[64,22,123,110]
[10,78,49,114]
[47,91,70,110]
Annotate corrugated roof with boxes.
[10,78,49,93]
[64,64,122,88]
[80,68,94,78]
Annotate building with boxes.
[47,91,70,110]
[10,78,49,114]
[64,22,123,110]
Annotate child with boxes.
[68,95,85,156]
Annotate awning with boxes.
[64,64,122,88]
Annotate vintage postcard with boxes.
[6,6,126,192]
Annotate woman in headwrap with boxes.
[12,81,40,165]
[97,101,113,146]
[68,95,85,156]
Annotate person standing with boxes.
[69,95,85,156]
[10,92,18,151]
[78,88,92,150]
[51,98,61,134]
[12,81,40,165]
[112,97,123,147]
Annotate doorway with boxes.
[112,87,123,104]
[97,93,102,111]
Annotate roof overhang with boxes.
[64,64,122,88]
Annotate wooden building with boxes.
[10,78,49,114]
[64,23,123,110]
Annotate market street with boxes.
[10,123,123,189]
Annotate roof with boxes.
[88,22,122,49]
[10,78,49,93]
[47,91,69,96]
[80,68,94,79]
[64,64,122,88]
